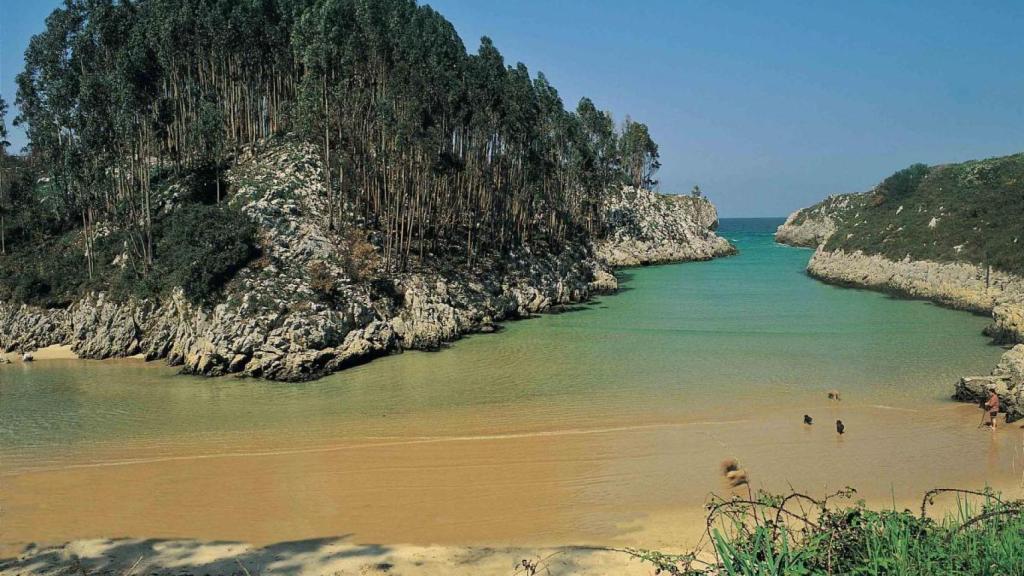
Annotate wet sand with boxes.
[3,345,78,361]
[3,400,1022,561]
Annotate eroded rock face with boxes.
[0,303,70,352]
[0,247,612,382]
[806,249,1024,315]
[595,186,735,267]
[988,304,1024,345]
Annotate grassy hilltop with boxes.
[819,154,1024,274]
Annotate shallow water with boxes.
[2,218,1020,551]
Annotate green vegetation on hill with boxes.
[0,195,257,307]
[1,0,663,309]
[823,154,1024,274]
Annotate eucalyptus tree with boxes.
[0,95,9,253]
[11,0,664,289]
[619,118,660,190]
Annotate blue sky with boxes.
[3,1,1023,217]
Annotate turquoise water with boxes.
[0,218,1004,464]
[0,217,1012,548]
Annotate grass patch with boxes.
[626,488,1024,575]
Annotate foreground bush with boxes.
[628,488,1024,576]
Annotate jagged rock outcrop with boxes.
[954,345,1024,423]
[807,244,1024,343]
[805,249,1024,318]
[1,142,732,381]
[596,186,735,266]
[988,304,1024,345]
[774,193,864,248]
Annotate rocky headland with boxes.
[595,186,736,266]
[776,156,1024,421]
[773,193,866,248]
[0,141,732,381]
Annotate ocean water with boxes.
[1,217,1016,549]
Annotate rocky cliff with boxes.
[0,141,727,381]
[774,193,866,248]
[596,187,736,266]
[777,155,1024,420]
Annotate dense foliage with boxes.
[3,0,662,308]
[823,154,1024,274]
[152,204,258,302]
[628,488,1024,576]
[874,163,930,202]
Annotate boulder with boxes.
[954,345,1024,422]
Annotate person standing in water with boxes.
[985,389,1000,430]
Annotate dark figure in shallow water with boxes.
[836,420,845,435]
[828,390,841,401]
[985,389,1000,430]
[803,414,813,425]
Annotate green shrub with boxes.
[628,488,1024,576]
[0,203,257,307]
[153,203,258,303]
[0,230,112,308]
[876,163,930,201]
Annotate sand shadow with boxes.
[0,535,388,576]
[0,538,639,576]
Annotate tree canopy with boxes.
[7,0,662,302]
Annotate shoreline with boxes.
[0,250,736,375]
[5,228,1021,574]
[0,141,735,383]
[2,344,78,362]
[775,215,1024,421]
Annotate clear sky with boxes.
[3,1,1023,217]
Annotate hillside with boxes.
[778,155,1024,273]
[2,0,664,308]
[774,192,869,248]
[0,139,730,380]
[776,154,1024,421]
[0,0,735,379]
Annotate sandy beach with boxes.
[3,345,78,361]
[0,539,658,576]
[2,401,1022,575]
[1,345,151,363]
